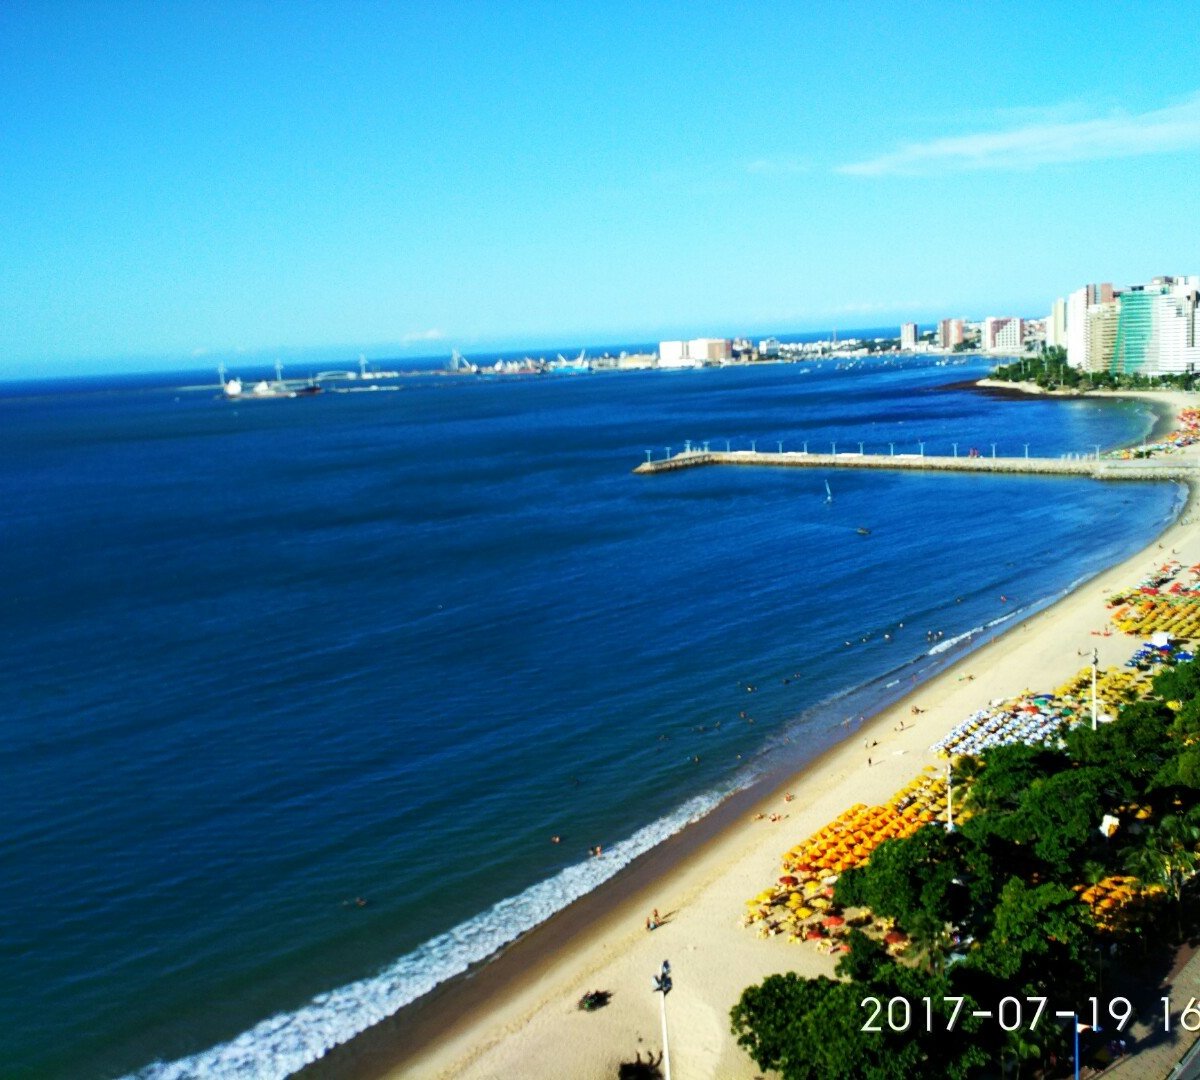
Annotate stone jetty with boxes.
[633,450,1198,482]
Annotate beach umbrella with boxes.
[824,914,846,926]
[884,930,908,944]
[779,875,799,887]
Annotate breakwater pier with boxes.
[633,449,1198,483]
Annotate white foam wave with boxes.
[926,611,1016,656]
[129,784,737,1080]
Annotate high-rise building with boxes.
[1066,283,1115,370]
[937,318,965,349]
[1066,277,1200,375]
[983,316,1023,353]
[1046,298,1067,349]
[900,323,918,351]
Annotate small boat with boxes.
[856,527,871,536]
[824,480,833,504]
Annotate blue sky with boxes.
[3,2,1200,376]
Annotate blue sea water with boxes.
[0,356,1182,1078]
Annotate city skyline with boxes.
[3,4,1200,377]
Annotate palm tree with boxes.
[907,911,953,976]
[1125,814,1200,940]
[1001,1024,1043,1080]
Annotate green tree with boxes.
[965,877,1097,1000]
[730,969,987,1079]
[1125,812,1200,939]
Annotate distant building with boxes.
[758,337,780,358]
[1066,283,1115,370]
[899,323,918,351]
[1066,276,1200,375]
[983,316,1024,353]
[1046,298,1067,349]
[937,318,965,349]
[657,337,733,368]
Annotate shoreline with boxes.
[973,379,1186,442]
[306,390,1200,1080]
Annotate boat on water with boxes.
[220,363,321,400]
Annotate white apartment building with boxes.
[1046,298,1067,349]
[900,323,918,351]
[983,316,1024,353]
[657,338,733,368]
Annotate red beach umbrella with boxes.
[884,930,908,944]
[824,914,846,926]
[779,875,799,887]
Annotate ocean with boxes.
[1,355,1182,1078]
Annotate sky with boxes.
[3,2,1200,377]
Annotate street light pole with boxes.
[991,443,996,459]
[952,442,958,459]
[653,961,673,1080]
[1092,647,1099,731]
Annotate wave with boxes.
[927,611,1017,656]
[129,782,742,1080]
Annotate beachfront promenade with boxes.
[634,448,1200,483]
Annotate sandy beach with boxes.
[312,389,1200,1080]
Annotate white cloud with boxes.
[838,92,1200,176]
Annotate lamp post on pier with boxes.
[919,441,925,458]
[803,440,808,453]
[990,443,997,459]
[645,449,653,463]
[1024,443,1030,459]
[1093,444,1101,461]
[777,440,783,454]
[831,441,837,455]
[952,442,958,458]
[889,442,895,456]
[858,441,864,455]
